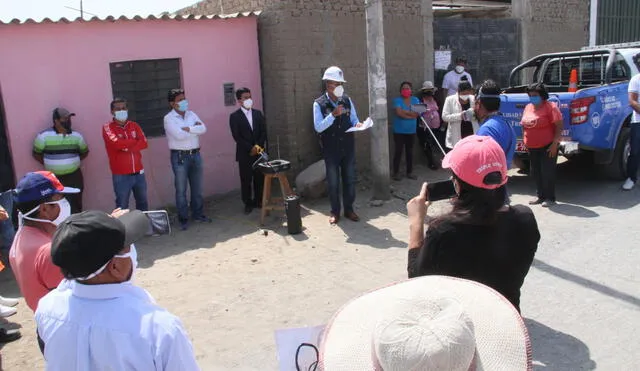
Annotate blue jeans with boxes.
[0,190,15,253]
[170,151,204,221]
[627,123,640,182]
[112,173,149,211]
[325,152,356,215]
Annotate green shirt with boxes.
[33,128,88,175]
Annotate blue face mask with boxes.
[530,96,543,106]
[177,99,189,112]
[114,110,128,122]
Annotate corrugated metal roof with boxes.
[0,11,261,26]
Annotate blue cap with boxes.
[14,171,80,204]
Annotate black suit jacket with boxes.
[229,108,267,162]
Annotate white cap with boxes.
[322,66,346,83]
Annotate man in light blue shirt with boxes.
[313,66,363,225]
[36,210,200,370]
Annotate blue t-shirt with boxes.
[476,114,516,168]
[393,96,420,134]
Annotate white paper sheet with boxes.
[435,50,452,70]
[345,117,374,133]
[275,325,326,371]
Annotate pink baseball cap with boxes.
[441,135,508,190]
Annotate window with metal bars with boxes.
[110,58,182,137]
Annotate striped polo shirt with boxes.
[33,128,88,175]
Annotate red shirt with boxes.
[102,120,148,175]
[9,226,63,312]
[520,101,563,149]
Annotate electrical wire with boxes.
[295,343,319,371]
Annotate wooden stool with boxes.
[261,172,294,225]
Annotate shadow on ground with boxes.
[526,318,596,370]
[136,190,314,269]
[533,259,640,308]
[338,222,406,249]
[508,158,640,211]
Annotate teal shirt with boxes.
[393,96,420,134]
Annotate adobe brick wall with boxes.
[513,0,590,61]
[178,0,427,177]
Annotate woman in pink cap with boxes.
[406,135,540,313]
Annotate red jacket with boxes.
[102,120,148,175]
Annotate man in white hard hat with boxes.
[313,66,363,225]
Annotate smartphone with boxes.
[427,180,457,202]
[410,103,428,114]
[143,210,171,236]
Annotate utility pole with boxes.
[365,0,390,201]
[422,0,434,82]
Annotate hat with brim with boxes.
[320,276,531,371]
[421,80,438,92]
[51,210,149,279]
[442,135,508,190]
[14,171,80,204]
[52,107,76,120]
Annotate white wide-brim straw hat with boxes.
[421,80,437,91]
[320,276,532,371]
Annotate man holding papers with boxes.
[313,66,363,225]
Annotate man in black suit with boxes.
[229,87,267,214]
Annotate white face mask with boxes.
[455,66,465,74]
[121,244,138,285]
[242,98,253,110]
[114,110,128,122]
[459,94,471,101]
[20,198,71,227]
[333,85,345,98]
[76,244,138,283]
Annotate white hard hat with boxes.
[323,66,346,83]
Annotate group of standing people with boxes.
[391,56,478,179]
[390,56,563,208]
[311,70,543,370]
[0,84,270,354]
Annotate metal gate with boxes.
[433,18,521,89]
[597,0,640,45]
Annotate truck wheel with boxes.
[600,127,630,180]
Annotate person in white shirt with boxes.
[164,89,211,230]
[36,210,200,371]
[442,80,479,150]
[442,56,473,96]
[623,73,640,190]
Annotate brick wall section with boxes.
[178,0,427,177]
[514,0,590,60]
[177,0,590,177]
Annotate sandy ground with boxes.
[0,158,639,370]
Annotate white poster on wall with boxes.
[435,50,452,70]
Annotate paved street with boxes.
[0,158,638,370]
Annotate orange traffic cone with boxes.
[568,68,578,92]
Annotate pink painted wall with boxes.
[0,17,261,211]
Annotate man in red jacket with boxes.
[102,98,149,211]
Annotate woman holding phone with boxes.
[405,135,540,313]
